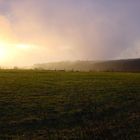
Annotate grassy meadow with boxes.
[0,70,139,139]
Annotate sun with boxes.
[0,42,33,64]
[0,47,6,59]
[16,44,31,50]
[0,44,7,60]
[0,42,17,63]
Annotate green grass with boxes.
[0,70,139,139]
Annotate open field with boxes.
[0,70,139,139]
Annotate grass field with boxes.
[0,70,139,139]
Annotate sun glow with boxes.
[0,42,32,63]
[0,47,7,59]
[16,44,31,50]
[0,42,34,65]
[0,43,9,60]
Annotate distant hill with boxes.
[34,58,140,72]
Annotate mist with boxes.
[0,0,140,66]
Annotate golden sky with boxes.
[0,0,140,67]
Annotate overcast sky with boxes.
[0,0,140,66]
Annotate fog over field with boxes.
[0,0,140,67]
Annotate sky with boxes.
[0,0,140,67]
